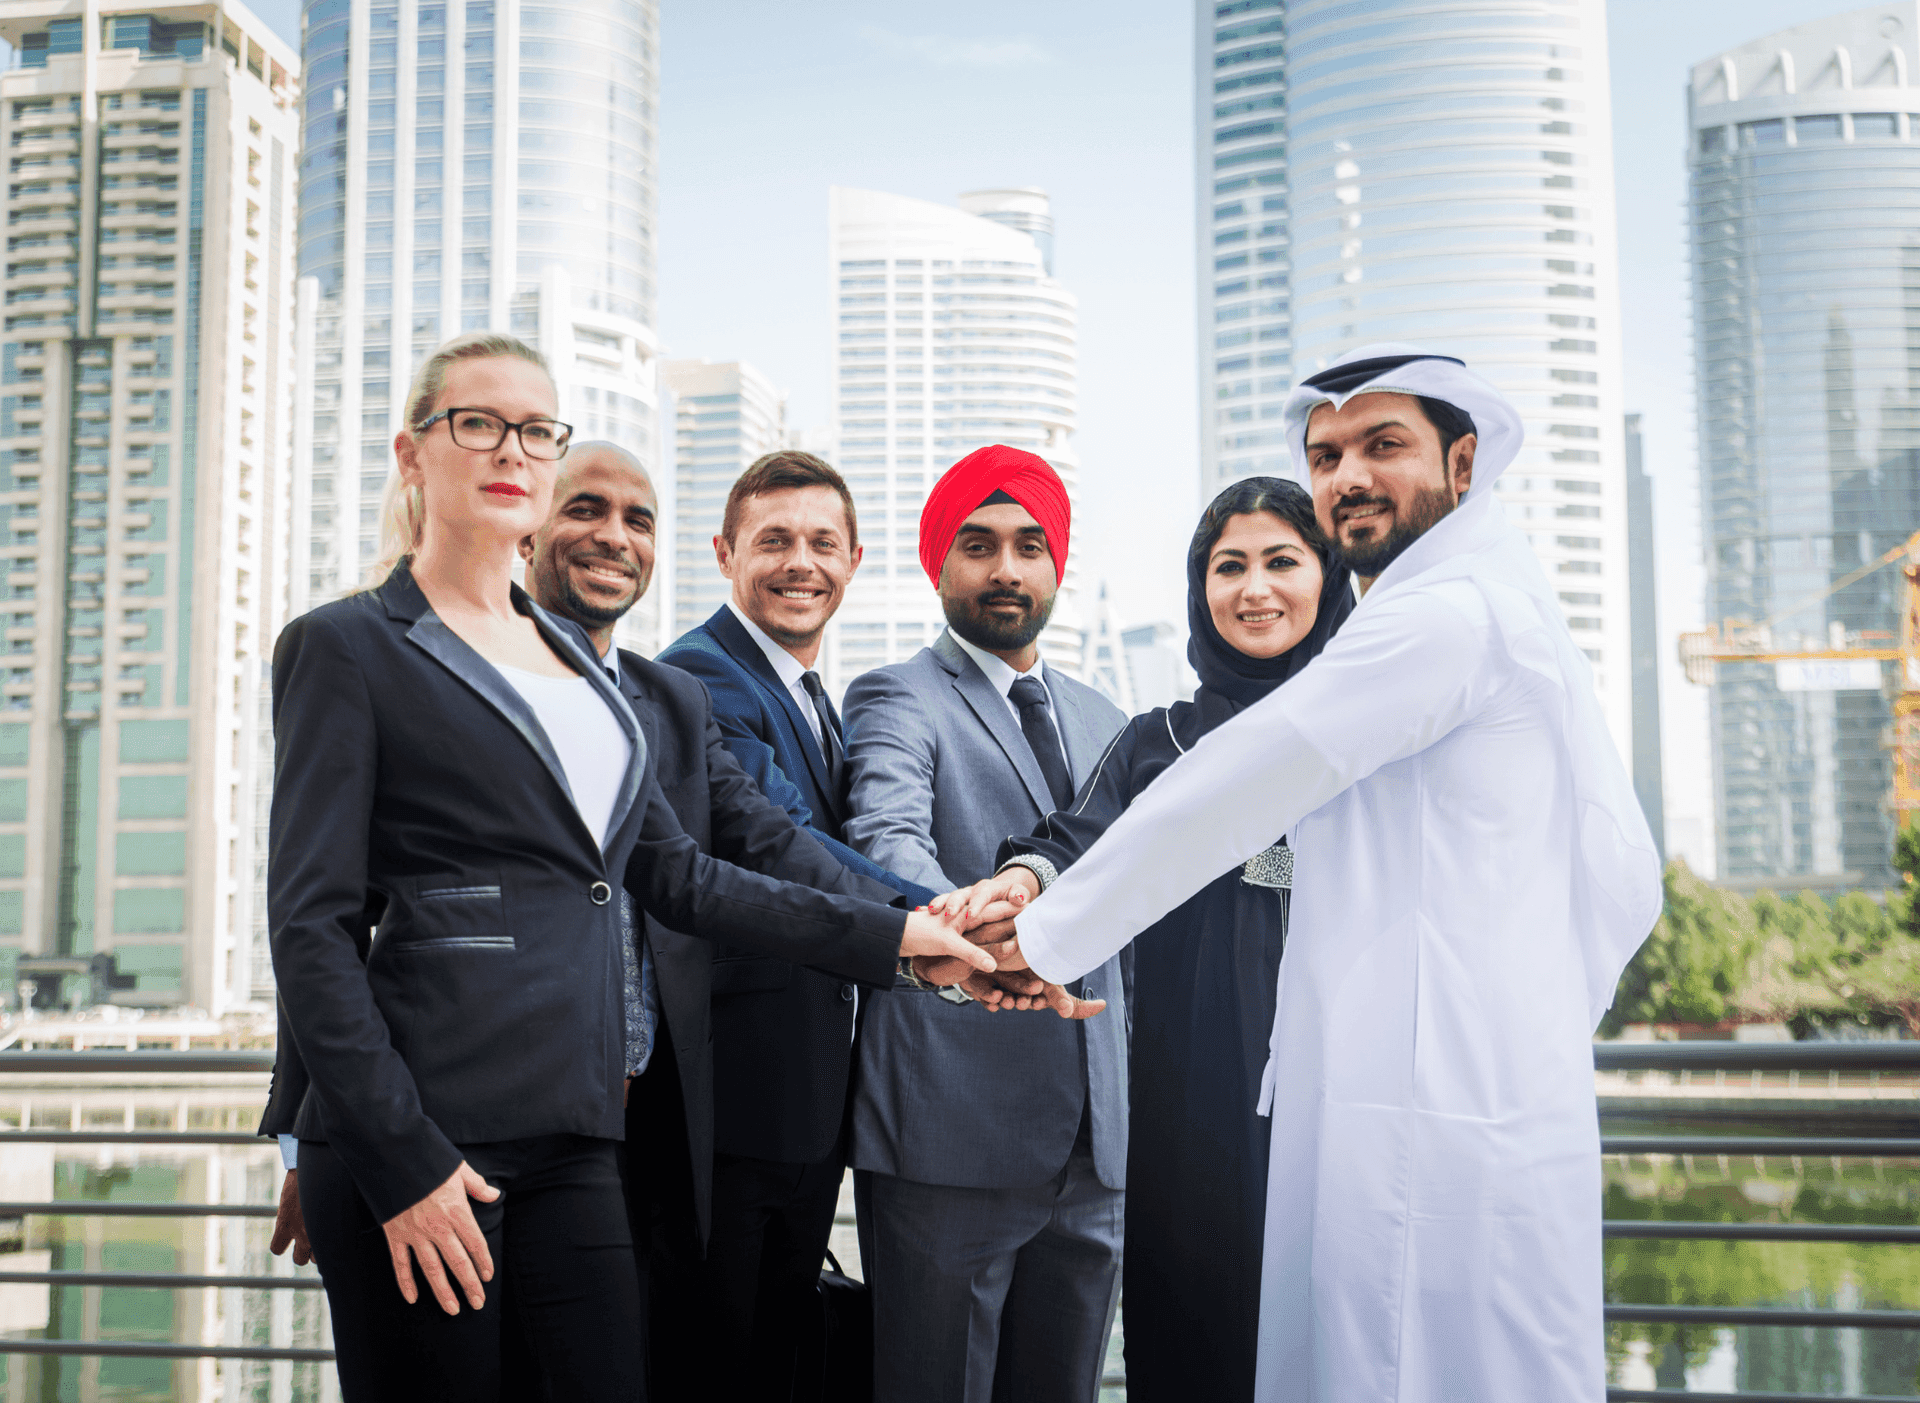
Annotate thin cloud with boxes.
[856,25,1051,70]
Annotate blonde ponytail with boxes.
[360,330,552,590]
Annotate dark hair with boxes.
[1188,475,1332,577]
[1414,395,1476,466]
[722,450,858,548]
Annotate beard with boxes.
[1331,483,1457,577]
[551,552,642,627]
[944,586,1056,653]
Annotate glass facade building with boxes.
[1689,5,1920,888]
[660,357,787,637]
[293,0,667,649]
[0,2,300,1011]
[1196,0,1633,749]
[825,186,1081,695]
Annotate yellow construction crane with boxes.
[1678,529,1920,827]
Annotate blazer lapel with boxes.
[392,561,646,856]
[1051,678,1104,792]
[934,631,1055,817]
[527,598,647,838]
[704,608,842,820]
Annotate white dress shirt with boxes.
[726,601,827,752]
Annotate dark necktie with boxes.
[800,670,844,788]
[1009,674,1073,811]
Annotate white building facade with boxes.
[292,0,665,648]
[1196,0,1633,751]
[0,0,299,1012]
[661,357,786,639]
[826,186,1081,695]
[1688,4,1920,889]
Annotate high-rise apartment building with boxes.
[292,0,666,648]
[0,0,299,1010]
[661,357,785,638]
[1689,4,1920,888]
[1195,0,1633,751]
[826,186,1080,695]
[1625,413,1665,857]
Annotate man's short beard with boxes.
[549,554,640,627]
[944,588,1056,653]
[1333,482,1456,577]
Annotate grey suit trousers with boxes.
[868,1131,1123,1403]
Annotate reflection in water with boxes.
[1605,1149,1920,1395]
[0,1073,332,1402]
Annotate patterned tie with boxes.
[800,670,844,788]
[1009,674,1073,811]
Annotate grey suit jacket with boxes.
[842,630,1130,1191]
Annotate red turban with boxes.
[918,445,1071,587]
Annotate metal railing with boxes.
[1596,1040,1920,1403]
[0,1044,1912,1394]
[0,1047,328,1368]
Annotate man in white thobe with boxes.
[957,347,1662,1401]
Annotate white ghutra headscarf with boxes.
[1281,344,1661,1026]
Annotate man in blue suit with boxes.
[659,450,926,1401]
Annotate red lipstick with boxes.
[482,482,527,498]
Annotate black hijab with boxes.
[1185,477,1354,722]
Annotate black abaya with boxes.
[1000,696,1287,1403]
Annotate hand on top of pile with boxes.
[909,868,1105,1021]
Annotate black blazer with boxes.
[260,562,903,1221]
[658,607,933,1164]
[614,645,905,1244]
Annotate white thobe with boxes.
[1017,499,1659,1402]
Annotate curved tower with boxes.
[1689,4,1920,888]
[294,0,665,643]
[825,187,1080,693]
[1197,0,1632,752]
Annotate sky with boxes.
[246,0,1878,874]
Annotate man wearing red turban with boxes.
[841,445,1130,1402]
[916,443,1072,590]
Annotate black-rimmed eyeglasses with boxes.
[416,408,574,460]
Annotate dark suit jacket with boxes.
[658,606,934,1164]
[613,644,907,1244]
[258,562,903,1220]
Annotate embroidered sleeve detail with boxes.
[1240,843,1293,890]
[998,853,1059,892]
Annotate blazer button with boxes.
[840,984,855,1002]
[589,881,612,906]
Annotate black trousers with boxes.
[301,1133,643,1403]
[698,1138,844,1401]
[623,1038,702,1403]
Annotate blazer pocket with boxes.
[709,955,792,996]
[385,881,515,952]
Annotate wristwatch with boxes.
[896,956,975,1004]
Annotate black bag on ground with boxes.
[791,1250,871,1403]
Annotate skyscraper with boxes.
[292,0,666,646]
[1195,0,1633,750]
[661,357,786,637]
[826,186,1080,695]
[1689,4,1920,888]
[0,1,300,1010]
[1625,413,1665,857]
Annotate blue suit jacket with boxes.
[659,606,934,1163]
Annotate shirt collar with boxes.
[726,600,811,692]
[948,629,1047,703]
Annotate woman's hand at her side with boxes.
[381,1161,501,1314]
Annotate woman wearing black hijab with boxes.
[995,477,1353,1402]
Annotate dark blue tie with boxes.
[800,670,843,789]
[1009,674,1072,811]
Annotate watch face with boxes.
[938,986,974,1005]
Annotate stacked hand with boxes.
[907,869,1104,1020]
